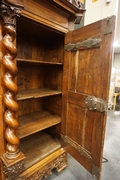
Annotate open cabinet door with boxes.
[62,16,115,180]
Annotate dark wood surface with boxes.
[19,131,61,170]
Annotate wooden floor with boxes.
[47,110,120,180]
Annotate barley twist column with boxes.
[0,1,25,179]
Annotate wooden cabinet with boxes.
[0,1,115,180]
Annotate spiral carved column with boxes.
[0,1,25,179]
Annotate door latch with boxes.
[85,96,107,112]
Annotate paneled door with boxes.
[62,16,115,180]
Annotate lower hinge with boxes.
[92,164,100,179]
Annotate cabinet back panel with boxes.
[43,95,62,116]
[18,64,63,91]
[44,38,64,63]
[18,98,43,116]
[17,63,44,91]
[17,17,64,63]
[44,65,63,90]
[17,36,45,61]
[18,95,62,117]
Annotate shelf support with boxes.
[0,1,25,179]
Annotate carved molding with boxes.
[19,152,67,180]
[0,1,23,26]
[3,0,24,8]
[3,160,25,180]
[66,0,82,9]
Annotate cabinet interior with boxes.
[16,17,64,170]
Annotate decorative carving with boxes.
[19,152,67,180]
[65,38,102,51]
[2,14,20,160]
[3,160,25,180]
[61,135,92,159]
[0,0,25,166]
[0,1,23,26]
[66,0,81,9]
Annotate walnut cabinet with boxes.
[0,1,115,180]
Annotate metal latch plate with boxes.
[85,96,107,112]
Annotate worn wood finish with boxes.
[62,16,115,180]
[17,88,62,100]
[18,110,61,139]
[19,131,61,170]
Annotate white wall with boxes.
[114,53,120,69]
[84,0,119,25]
[84,0,120,72]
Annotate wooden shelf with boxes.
[19,131,61,170]
[17,59,63,65]
[18,110,61,139]
[17,88,62,100]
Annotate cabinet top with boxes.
[1,0,85,32]
[4,0,83,11]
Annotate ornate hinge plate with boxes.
[65,37,102,51]
[85,96,107,112]
[61,135,92,159]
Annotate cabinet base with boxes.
[1,152,25,180]
[18,148,67,180]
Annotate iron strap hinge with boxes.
[85,96,107,112]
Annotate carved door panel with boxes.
[62,16,115,180]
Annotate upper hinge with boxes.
[65,37,102,51]
[104,16,115,35]
[85,96,107,112]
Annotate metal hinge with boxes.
[65,37,102,51]
[85,96,107,112]
[104,16,115,35]
[92,164,100,179]
[61,135,92,159]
